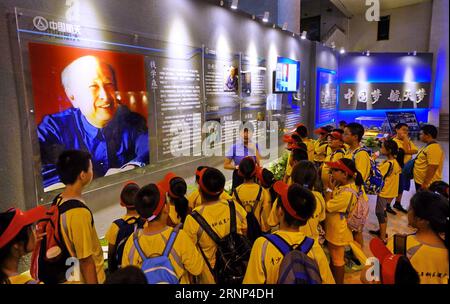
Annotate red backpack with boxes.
[31,194,93,283]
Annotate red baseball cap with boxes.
[290,123,305,133]
[314,127,329,135]
[328,131,343,141]
[0,206,48,248]
[370,238,403,284]
[325,159,355,176]
[158,172,184,199]
[273,181,307,221]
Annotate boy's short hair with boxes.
[429,181,449,199]
[345,123,365,142]
[339,120,347,127]
[56,150,92,185]
[421,124,438,139]
[104,266,147,284]
[296,125,308,138]
[291,148,309,162]
[199,167,225,201]
[120,183,140,208]
[135,184,164,220]
[394,123,408,130]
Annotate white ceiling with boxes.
[330,0,432,17]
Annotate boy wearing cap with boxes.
[53,150,105,284]
[183,168,248,283]
[105,181,142,273]
[121,182,204,284]
[321,129,346,190]
[188,166,232,210]
[243,182,334,284]
[0,206,47,284]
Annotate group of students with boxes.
[0,121,448,285]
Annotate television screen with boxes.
[273,57,300,93]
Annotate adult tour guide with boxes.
[224,126,261,190]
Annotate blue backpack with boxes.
[264,234,321,284]
[352,147,391,195]
[132,226,180,284]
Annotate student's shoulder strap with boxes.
[383,161,394,180]
[352,146,370,161]
[113,218,126,228]
[264,234,291,256]
[191,210,221,244]
[233,188,243,206]
[163,226,180,257]
[58,199,94,226]
[256,186,263,202]
[296,237,314,254]
[132,229,146,260]
[393,234,408,255]
[227,199,237,234]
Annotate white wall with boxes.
[348,1,432,52]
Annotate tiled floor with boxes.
[92,140,449,284]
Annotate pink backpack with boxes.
[341,187,369,232]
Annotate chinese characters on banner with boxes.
[339,83,430,110]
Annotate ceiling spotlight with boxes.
[340,47,345,54]
[301,31,307,40]
[263,11,269,23]
[231,0,238,10]
[366,50,370,56]
[413,50,417,56]
[331,41,336,49]
[282,22,288,31]
[220,0,224,6]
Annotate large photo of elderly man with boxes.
[28,43,149,192]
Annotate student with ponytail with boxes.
[160,173,190,226]
[323,158,368,284]
[387,191,448,284]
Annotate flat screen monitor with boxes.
[273,57,300,93]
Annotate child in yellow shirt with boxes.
[121,182,204,284]
[290,161,326,242]
[369,140,402,243]
[232,157,272,239]
[187,166,232,209]
[324,158,367,284]
[292,123,315,161]
[313,126,332,167]
[321,129,345,189]
[243,182,335,284]
[183,167,248,284]
[105,181,144,273]
[159,173,190,227]
[0,206,47,284]
[386,191,448,284]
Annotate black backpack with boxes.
[396,148,406,168]
[233,186,263,242]
[32,195,93,284]
[109,217,145,272]
[191,200,252,284]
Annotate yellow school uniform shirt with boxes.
[267,191,325,241]
[378,159,402,198]
[242,230,335,284]
[187,188,232,210]
[343,143,350,151]
[121,226,204,284]
[314,140,329,162]
[183,200,247,283]
[105,214,140,245]
[393,137,418,163]
[7,271,41,284]
[387,235,449,284]
[58,199,106,284]
[324,183,367,246]
[321,149,345,187]
[232,183,271,232]
[344,146,371,182]
[302,138,316,161]
[413,143,444,185]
